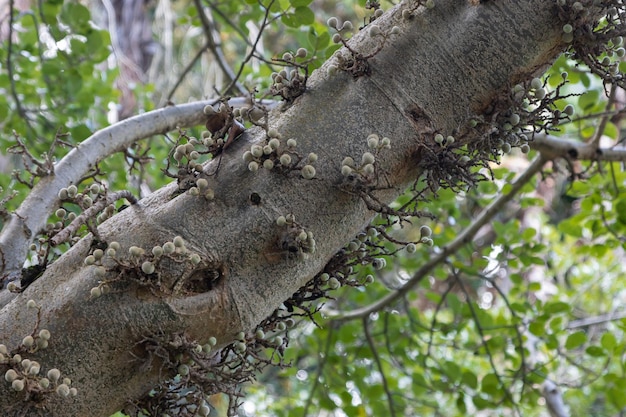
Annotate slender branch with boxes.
[220,0,275,96]
[589,83,616,148]
[332,155,548,321]
[192,0,246,97]
[6,0,21,117]
[425,281,455,359]
[165,40,212,101]
[453,267,520,415]
[532,134,626,161]
[206,0,256,49]
[567,310,626,329]
[301,324,335,417]
[363,316,396,417]
[101,0,145,82]
[6,0,37,137]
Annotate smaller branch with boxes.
[453,267,519,414]
[567,310,626,329]
[192,0,246,97]
[532,134,626,162]
[589,84,616,148]
[302,324,335,417]
[220,0,275,97]
[425,281,455,358]
[6,0,37,137]
[332,155,547,321]
[166,40,211,102]
[363,316,396,417]
[50,190,137,246]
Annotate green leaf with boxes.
[281,6,315,27]
[578,89,600,112]
[441,361,461,384]
[456,393,467,413]
[481,373,499,395]
[544,301,570,315]
[557,218,583,237]
[0,95,8,122]
[290,0,313,6]
[529,321,545,336]
[61,2,91,31]
[565,331,587,350]
[616,199,626,225]
[549,316,564,332]
[585,345,606,357]
[461,371,478,389]
[472,395,492,409]
[608,386,626,410]
[70,124,92,142]
[600,332,617,351]
[521,228,537,241]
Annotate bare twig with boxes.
[589,84,616,148]
[191,0,246,97]
[453,267,520,415]
[206,0,256,50]
[6,0,36,137]
[220,0,275,96]
[332,155,547,321]
[301,324,335,417]
[165,40,212,102]
[363,316,396,417]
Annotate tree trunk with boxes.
[0,1,565,415]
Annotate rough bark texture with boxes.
[0,1,565,415]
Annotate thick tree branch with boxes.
[0,100,210,286]
[0,1,568,415]
[0,98,275,288]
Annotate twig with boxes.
[220,0,275,96]
[590,83,616,148]
[363,316,396,417]
[191,0,246,97]
[301,324,335,417]
[6,0,36,137]
[166,40,211,102]
[567,310,626,329]
[50,190,137,246]
[425,280,455,358]
[206,0,257,50]
[453,267,520,416]
[332,155,547,321]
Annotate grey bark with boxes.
[0,1,565,415]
